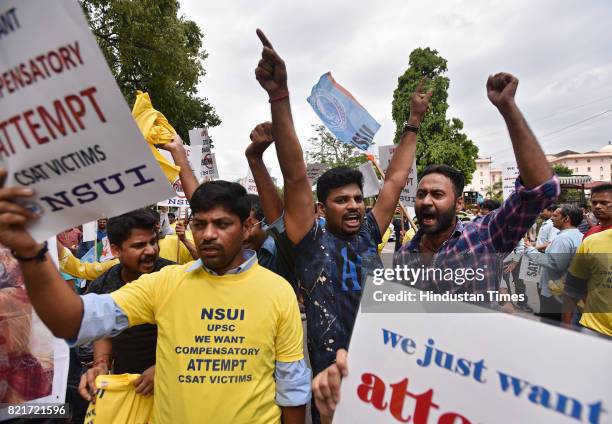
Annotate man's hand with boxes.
[175,221,187,241]
[312,349,348,418]
[134,365,155,395]
[407,78,433,126]
[0,169,41,255]
[246,122,274,159]
[503,261,518,274]
[255,29,288,98]
[487,72,518,111]
[78,363,109,402]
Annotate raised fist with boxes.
[487,72,518,110]
[246,122,274,158]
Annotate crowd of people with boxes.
[0,29,610,424]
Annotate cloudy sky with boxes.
[179,0,612,181]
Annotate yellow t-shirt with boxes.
[85,374,153,424]
[157,232,194,265]
[110,262,304,424]
[568,229,612,336]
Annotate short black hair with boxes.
[419,165,465,198]
[168,212,176,220]
[190,181,251,222]
[316,167,363,204]
[591,183,612,195]
[246,194,264,221]
[578,202,588,210]
[481,199,501,212]
[558,204,583,227]
[107,209,157,246]
[544,204,557,212]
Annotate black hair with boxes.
[481,199,501,212]
[578,202,588,210]
[149,209,160,222]
[168,212,176,220]
[246,194,264,221]
[316,166,363,204]
[558,204,583,227]
[190,181,251,222]
[419,165,465,198]
[544,204,557,212]
[591,183,612,195]
[107,209,157,246]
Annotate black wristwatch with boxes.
[12,241,49,262]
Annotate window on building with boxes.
[480,180,483,185]
[575,168,579,172]
[588,167,591,172]
[601,175,605,180]
[480,172,483,176]
[601,167,604,171]
[587,159,591,163]
[575,160,578,163]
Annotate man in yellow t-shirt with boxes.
[563,229,612,337]
[0,181,311,424]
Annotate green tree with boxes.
[305,124,368,169]
[80,0,220,141]
[552,164,573,176]
[391,48,478,182]
[484,181,503,203]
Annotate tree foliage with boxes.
[305,124,367,169]
[552,164,573,176]
[392,48,478,183]
[80,0,220,141]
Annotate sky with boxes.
[179,0,612,181]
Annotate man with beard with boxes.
[392,73,560,297]
[582,183,612,239]
[77,208,173,402]
[253,29,431,422]
[0,177,310,424]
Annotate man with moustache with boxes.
[582,183,612,239]
[77,209,173,402]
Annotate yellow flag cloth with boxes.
[85,374,154,424]
[132,91,180,183]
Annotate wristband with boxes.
[269,91,289,103]
[12,241,48,262]
[402,123,419,134]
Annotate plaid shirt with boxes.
[393,176,560,294]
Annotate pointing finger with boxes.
[256,29,274,49]
[415,77,427,94]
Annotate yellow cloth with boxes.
[131,91,180,183]
[568,229,612,336]
[110,262,303,424]
[59,246,118,280]
[377,227,392,253]
[84,374,153,424]
[402,227,416,245]
[158,231,195,265]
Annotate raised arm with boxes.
[372,79,432,233]
[255,29,314,245]
[487,73,553,188]
[0,170,83,339]
[159,134,199,200]
[246,122,284,224]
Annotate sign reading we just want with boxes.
[0,0,172,241]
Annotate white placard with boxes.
[335,282,612,424]
[0,0,173,241]
[501,162,520,200]
[241,169,259,194]
[81,220,97,242]
[199,150,218,180]
[519,255,543,283]
[379,145,417,207]
[157,149,191,207]
[358,161,381,198]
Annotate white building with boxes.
[466,143,612,196]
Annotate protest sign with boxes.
[335,281,612,423]
[379,145,417,207]
[188,127,218,181]
[199,150,219,181]
[0,244,69,421]
[306,163,329,185]
[240,169,259,194]
[358,161,382,198]
[307,73,380,151]
[519,255,543,284]
[501,162,519,200]
[81,220,97,242]
[156,150,190,207]
[0,0,173,242]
